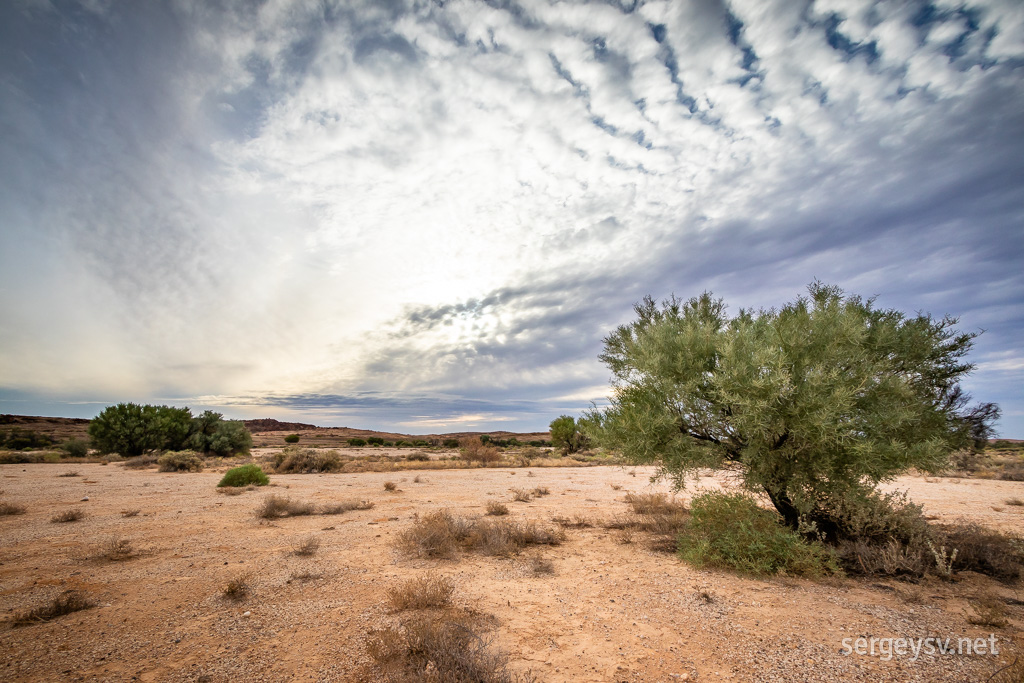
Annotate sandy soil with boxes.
[1,462,1022,682]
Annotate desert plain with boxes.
[1,456,1022,682]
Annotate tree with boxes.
[549,415,590,455]
[587,282,999,539]
[89,403,164,456]
[187,410,252,457]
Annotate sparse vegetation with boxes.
[0,502,27,516]
[292,535,320,557]
[257,495,316,518]
[284,434,301,443]
[157,450,204,472]
[529,556,555,575]
[384,481,398,492]
[222,573,251,601]
[57,470,80,477]
[386,573,454,611]
[50,508,85,523]
[12,590,95,626]
[531,487,549,497]
[121,454,158,469]
[365,612,527,683]
[966,592,1010,628]
[218,463,269,487]
[460,437,501,464]
[397,510,564,559]
[320,499,375,515]
[274,447,342,473]
[486,501,509,516]
[121,509,140,517]
[61,438,90,458]
[97,536,137,561]
[511,488,532,503]
[1006,497,1024,506]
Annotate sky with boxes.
[1,0,1022,436]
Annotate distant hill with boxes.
[244,418,320,433]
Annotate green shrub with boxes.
[2,428,55,450]
[157,451,204,472]
[367,437,385,446]
[61,438,89,459]
[348,438,367,447]
[284,434,300,444]
[678,492,839,577]
[218,464,269,487]
[0,451,43,464]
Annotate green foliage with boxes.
[348,437,367,447]
[284,434,300,444]
[366,437,385,446]
[442,438,460,448]
[61,438,90,459]
[479,434,491,444]
[549,415,590,455]
[218,464,269,487]
[1,428,55,450]
[88,404,251,457]
[157,451,204,472]
[589,282,1000,536]
[678,492,839,576]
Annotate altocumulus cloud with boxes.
[0,0,1022,434]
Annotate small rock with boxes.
[242,611,251,617]
[81,496,89,501]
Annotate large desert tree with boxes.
[588,282,998,537]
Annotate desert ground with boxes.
[1,458,1022,682]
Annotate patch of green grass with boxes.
[218,464,269,487]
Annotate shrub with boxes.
[384,481,398,492]
[366,437,385,446]
[511,488,532,502]
[222,574,251,601]
[50,508,85,523]
[97,536,136,561]
[625,492,685,516]
[348,438,367,447]
[935,523,1023,582]
[157,451,204,472]
[486,501,509,516]
[549,415,590,455]
[443,438,460,449]
[292,535,320,557]
[319,499,374,515]
[531,487,550,497]
[12,590,95,626]
[0,502,27,516]
[386,573,454,611]
[218,464,269,488]
[460,437,501,463]
[257,495,315,519]
[61,438,89,459]
[966,593,1010,627]
[365,613,523,683]
[0,451,43,464]
[274,448,342,473]
[406,451,431,461]
[89,403,194,456]
[677,492,839,577]
[284,434,300,443]
[190,414,252,457]
[122,454,158,469]
[397,510,564,560]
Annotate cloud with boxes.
[1,0,1022,434]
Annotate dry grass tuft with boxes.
[531,487,550,497]
[120,509,141,518]
[222,573,251,601]
[365,612,531,683]
[529,556,555,576]
[610,483,622,490]
[966,593,1010,628]
[58,470,80,477]
[624,492,686,516]
[397,510,564,560]
[384,481,398,492]
[292,535,320,557]
[50,508,85,523]
[288,571,323,583]
[0,502,27,516]
[12,590,95,626]
[553,514,594,529]
[97,536,136,561]
[1006,497,1024,506]
[486,501,509,516]
[510,488,532,503]
[320,499,375,515]
[257,495,316,519]
[217,486,247,496]
[386,573,455,611]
